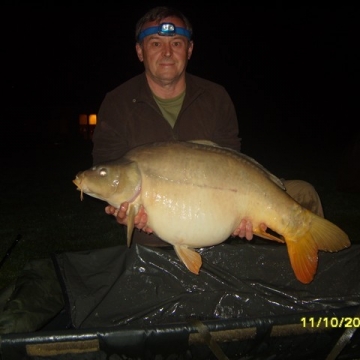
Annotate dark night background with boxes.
[3,3,358,153]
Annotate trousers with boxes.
[283,180,324,218]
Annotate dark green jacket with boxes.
[92,72,241,165]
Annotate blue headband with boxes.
[138,22,191,42]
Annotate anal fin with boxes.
[253,226,285,243]
[174,245,202,274]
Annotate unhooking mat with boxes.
[53,242,360,329]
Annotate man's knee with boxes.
[283,179,324,217]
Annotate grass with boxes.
[0,135,359,290]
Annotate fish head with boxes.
[73,160,142,208]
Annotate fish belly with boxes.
[142,180,241,247]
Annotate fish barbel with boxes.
[73,141,350,284]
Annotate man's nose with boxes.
[163,43,172,57]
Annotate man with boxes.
[92,6,323,245]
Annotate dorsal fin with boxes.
[188,139,220,147]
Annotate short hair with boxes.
[135,6,193,42]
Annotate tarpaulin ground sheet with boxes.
[1,242,360,359]
[54,243,360,329]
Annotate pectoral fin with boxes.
[126,204,136,247]
[174,245,202,275]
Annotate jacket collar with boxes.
[136,72,205,102]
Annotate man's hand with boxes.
[232,219,267,240]
[105,202,153,233]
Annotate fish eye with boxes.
[99,168,107,176]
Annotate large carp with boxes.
[73,141,350,284]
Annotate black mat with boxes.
[54,242,360,329]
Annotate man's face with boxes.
[136,16,194,85]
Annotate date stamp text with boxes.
[301,317,360,328]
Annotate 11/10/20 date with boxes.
[301,317,360,328]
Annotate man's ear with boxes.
[187,41,194,60]
[135,43,144,62]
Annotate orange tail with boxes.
[286,212,350,284]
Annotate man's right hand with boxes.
[105,202,153,233]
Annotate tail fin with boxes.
[286,213,350,284]
[309,214,350,252]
